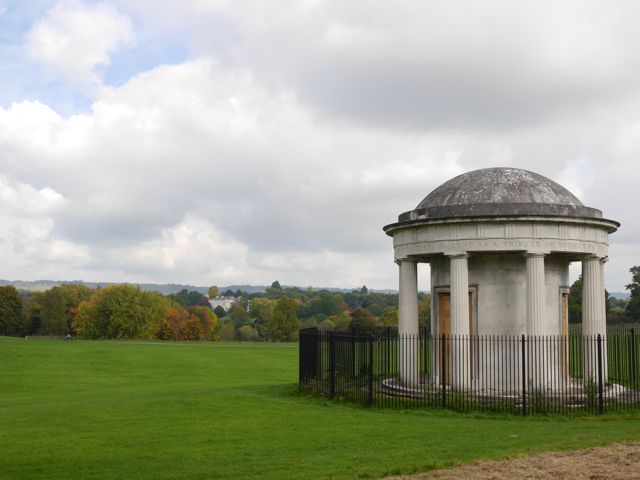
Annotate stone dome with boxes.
[398,167,603,222]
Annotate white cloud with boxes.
[0,175,90,277]
[1,1,640,291]
[0,175,66,216]
[104,215,249,284]
[25,1,135,89]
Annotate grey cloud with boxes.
[193,1,640,130]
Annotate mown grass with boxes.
[1,337,640,480]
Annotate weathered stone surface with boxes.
[397,168,604,221]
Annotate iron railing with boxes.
[299,327,640,415]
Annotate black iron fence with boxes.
[299,327,640,415]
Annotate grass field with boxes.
[1,337,640,480]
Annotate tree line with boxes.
[0,284,218,341]
[2,265,638,341]
[214,282,427,341]
[0,281,415,341]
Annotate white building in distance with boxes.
[208,296,236,312]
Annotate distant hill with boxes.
[0,279,397,295]
[610,291,630,300]
[0,279,210,295]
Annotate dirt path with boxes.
[385,443,640,479]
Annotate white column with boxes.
[583,255,607,383]
[525,252,547,389]
[525,253,546,336]
[449,253,470,389]
[583,256,606,335]
[398,259,419,387]
[450,254,470,335]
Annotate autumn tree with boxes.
[208,285,219,298]
[190,306,219,340]
[265,296,299,341]
[0,285,23,336]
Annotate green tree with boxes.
[249,297,275,337]
[228,304,250,329]
[213,305,226,318]
[380,306,398,326]
[168,289,210,308]
[73,285,171,339]
[569,275,612,324]
[418,293,431,329]
[41,288,66,334]
[328,311,351,329]
[349,308,378,330]
[238,325,260,341]
[308,291,348,317]
[568,276,583,324]
[625,266,640,320]
[265,297,299,341]
[219,322,236,340]
[0,285,23,336]
[38,284,93,335]
[208,286,219,298]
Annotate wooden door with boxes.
[438,292,474,385]
[438,293,451,385]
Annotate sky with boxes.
[0,0,638,291]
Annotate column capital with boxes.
[445,251,468,259]
[395,258,417,266]
[524,250,549,258]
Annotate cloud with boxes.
[0,174,90,277]
[0,58,464,287]
[1,1,639,291]
[145,0,640,130]
[25,1,135,89]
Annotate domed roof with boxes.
[397,167,603,222]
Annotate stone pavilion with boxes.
[383,167,619,389]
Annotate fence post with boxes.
[597,334,604,415]
[298,330,303,387]
[423,326,428,378]
[631,328,637,386]
[368,333,374,407]
[441,334,446,409]
[521,334,526,416]
[350,326,356,378]
[329,332,336,399]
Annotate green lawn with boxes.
[1,337,640,480]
